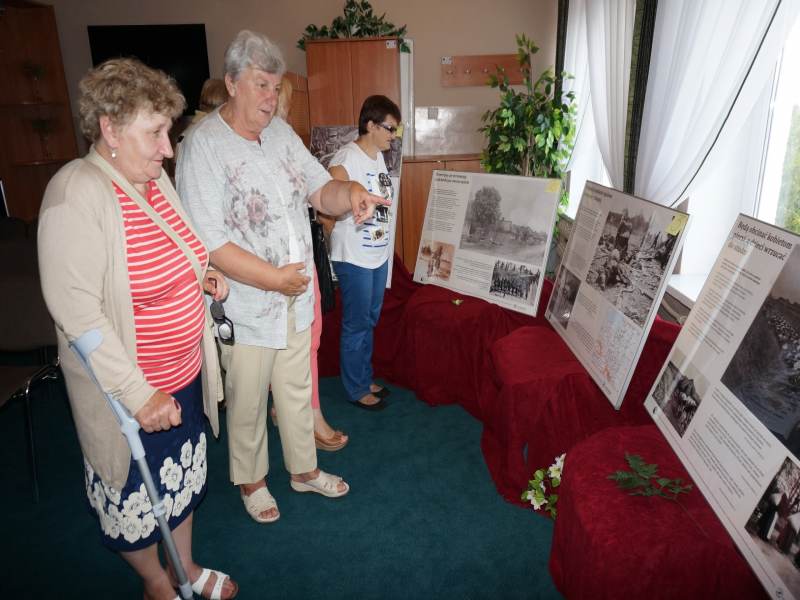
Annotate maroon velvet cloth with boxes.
[550,425,766,599]
[480,317,680,505]
[389,279,554,419]
[319,256,555,419]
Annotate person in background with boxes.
[38,58,237,599]
[328,95,400,410]
[273,74,348,451]
[194,78,229,123]
[177,30,388,523]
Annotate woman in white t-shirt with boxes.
[328,95,401,410]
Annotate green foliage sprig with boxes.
[480,33,577,214]
[298,0,410,53]
[609,453,708,538]
[608,453,693,500]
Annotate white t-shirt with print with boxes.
[328,141,393,269]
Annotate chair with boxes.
[0,224,59,502]
[0,360,60,502]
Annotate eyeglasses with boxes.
[210,300,235,345]
[377,122,400,136]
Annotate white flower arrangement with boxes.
[521,453,565,519]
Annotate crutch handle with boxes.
[70,330,144,459]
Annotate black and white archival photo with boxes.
[310,126,358,169]
[459,178,552,264]
[745,457,800,595]
[309,126,402,176]
[548,265,581,329]
[489,259,540,305]
[721,245,800,456]
[651,359,705,437]
[585,207,682,327]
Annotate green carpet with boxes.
[0,376,561,599]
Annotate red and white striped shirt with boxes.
[115,180,209,394]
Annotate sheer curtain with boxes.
[585,0,635,189]
[634,0,799,207]
[563,0,609,215]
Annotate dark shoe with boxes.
[353,395,387,411]
[372,385,391,399]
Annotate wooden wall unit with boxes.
[306,37,400,128]
[397,155,482,271]
[0,1,78,222]
[283,71,310,147]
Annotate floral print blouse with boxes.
[177,112,330,348]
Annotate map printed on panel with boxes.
[545,181,689,408]
[646,215,800,599]
[412,170,560,316]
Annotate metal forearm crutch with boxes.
[71,329,193,600]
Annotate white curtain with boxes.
[563,0,590,142]
[563,0,609,215]
[634,0,800,206]
[585,0,635,189]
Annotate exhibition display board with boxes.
[545,181,689,408]
[646,214,800,599]
[412,170,560,316]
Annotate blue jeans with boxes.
[332,259,389,402]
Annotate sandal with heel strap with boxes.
[240,486,280,523]
[191,568,238,600]
[290,470,350,498]
[167,567,239,600]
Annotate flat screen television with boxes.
[87,24,210,115]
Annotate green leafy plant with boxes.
[522,453,564,519]
[480,33,577,214]
[608,453,693,500]
[609,453,708,537]
[298,0,410,53]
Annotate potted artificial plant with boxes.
[480,34,577,215]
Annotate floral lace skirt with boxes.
[83,375,208,551]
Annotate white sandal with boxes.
[240,486,280,523]
[290,470,350,498]
[191,567,237,600]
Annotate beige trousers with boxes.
[219,309,317,485]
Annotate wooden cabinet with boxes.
[283,72,311,147]
[397,155,482,271]
[306,37,400,128]
[0,1,78,222]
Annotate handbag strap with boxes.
[86,149,204,284]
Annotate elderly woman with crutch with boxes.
[38,58,238,600]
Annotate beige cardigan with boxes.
[38,147,223,490]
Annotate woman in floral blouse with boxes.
[177,30,389,524]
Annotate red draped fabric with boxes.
[320,253,553,420]
[480,317,681,505]
[549,425,766,599]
